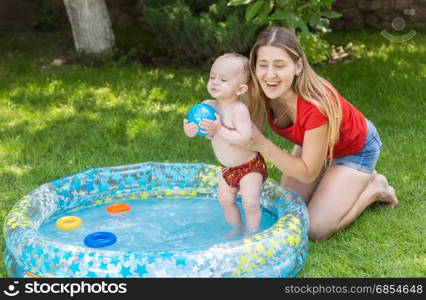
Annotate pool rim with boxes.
[3,162,309,278]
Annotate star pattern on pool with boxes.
[120,266,132,278]
[135,264,148,276]
[4,163,309,278]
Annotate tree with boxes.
[63,0,115,55]
[227,0,342,64]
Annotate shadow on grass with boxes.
[1,31,425,277]
[0,65,217,235]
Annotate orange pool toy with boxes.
[25,271,42,278]
[107,203,130,213]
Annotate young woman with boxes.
[241,26,398,240]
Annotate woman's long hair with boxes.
[246,26,342,159]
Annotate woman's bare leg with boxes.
[307,165,398,240]
[338,171,398,228]
[280,172,322,204]
[280,145,323,203]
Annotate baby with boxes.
[183,53,267,238]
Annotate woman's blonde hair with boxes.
[246,26,342,159]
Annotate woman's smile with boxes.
[261,79,285,99]
[263,81,281,96]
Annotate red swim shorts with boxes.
[221,153,268,188]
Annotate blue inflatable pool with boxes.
[3,162,309,277]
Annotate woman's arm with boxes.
[248,124,328,183]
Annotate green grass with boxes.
[0,30,425,277]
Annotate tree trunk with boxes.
[63,0,115,55]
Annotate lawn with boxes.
[0,30,425,277]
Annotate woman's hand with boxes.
[242,123,271,153]
[183,119,198,137]
[199,113,222,137]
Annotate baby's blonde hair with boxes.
[216,53,251,84]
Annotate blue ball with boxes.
[187,103,216,136]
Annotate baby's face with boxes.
[207,57,246,101]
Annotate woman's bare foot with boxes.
[370,172,398,209]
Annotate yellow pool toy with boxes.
[55,216,82,230]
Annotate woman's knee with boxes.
[308,215,339,241]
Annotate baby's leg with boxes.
[217,174,242,231]
[239,172,263,233]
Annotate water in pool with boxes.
[39,197,277,252]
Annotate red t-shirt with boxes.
[267,93,367,158]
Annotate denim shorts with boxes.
[331,119,382,174]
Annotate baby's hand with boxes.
[199,113,222,137]
[183,119,198,137]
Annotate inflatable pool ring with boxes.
[107,203,130,213]
[3,162,309,278]
[84,232,117,248]
[187,103,216,136]
[55,216,82,230]
[24,271,42,278]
